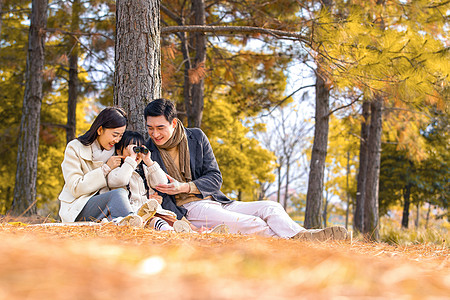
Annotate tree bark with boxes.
[354,100,370,233]
[10,0,48,216]
[114,0,161,136]
[185,0,206,128]
[363,95,383,240]
[66,0,80,144]
[304,68,329,229]
[401,184,411,229]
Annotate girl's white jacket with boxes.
[107,156,176,218]
[58,139,110,222]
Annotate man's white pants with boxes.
[182,200,304,238]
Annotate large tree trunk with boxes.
[363,95,383,240]
[354,100,370,233]
[304,68,329,229]
[10,0,48,216]
[401,184,411,229]
[66,0,80,144]
[114,0,161,136]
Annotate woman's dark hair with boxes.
[144,98,177,122]
[115,131,145,154]
[77,107,127,146]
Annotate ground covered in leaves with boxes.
[0,221,448,299]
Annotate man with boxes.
[145,98,348,241]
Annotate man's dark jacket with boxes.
[146,128,233,219]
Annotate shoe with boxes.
[293,226,348,242]
[137,199,158,223]
[173,220,196,233]
[118,215,144,227]
[206,224,229,234]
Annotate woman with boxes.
[58,107,139,224]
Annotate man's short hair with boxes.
[144,98,177,122]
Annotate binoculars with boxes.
[132,146,149,155]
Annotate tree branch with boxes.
[46,28,113,41]
[161,25,310,43]
[260,84,316,117]
[327,96,362,117]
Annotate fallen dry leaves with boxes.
[0,222,448,300]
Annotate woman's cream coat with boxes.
[58,139,110,222]
[107,157,176,218]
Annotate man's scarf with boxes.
[155,118,192,184]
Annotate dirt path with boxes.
[0,223,448,299]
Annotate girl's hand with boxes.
[106,155,123,170]
[126,144,140,162]
[149,192,162,204]
[141,146,154,166]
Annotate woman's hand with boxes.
[106,155,123,170]
[154,174,190,195]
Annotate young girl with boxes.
[58,107,142,225]
[107,131,193,232]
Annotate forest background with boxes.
[0,0,448,242]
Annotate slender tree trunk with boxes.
[363,95,383,240]
[180,29,192,125]
[0,0,3,38]
[304,67,329,228]
[185,0,206,128]
[323,186,329,228]
[354,100,370,233]
[114,0,161,136]
[277,165,282,203]
[345,151,350,229]
[66,0,80,144]
[401,184,411,229]
[304,0,332,229]
[415,202,420,229]
[425,202,431,229]
[283,158,291,209]
[322,198,328,228]
[10,0,48,216]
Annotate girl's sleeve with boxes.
[62,144,107,198]
[144,162,169,188]
[107,156,138,188]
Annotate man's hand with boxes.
[154,174,190,195]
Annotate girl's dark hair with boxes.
[77,107,127,146]
[116,131,149,198]
[115,131,145,154]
